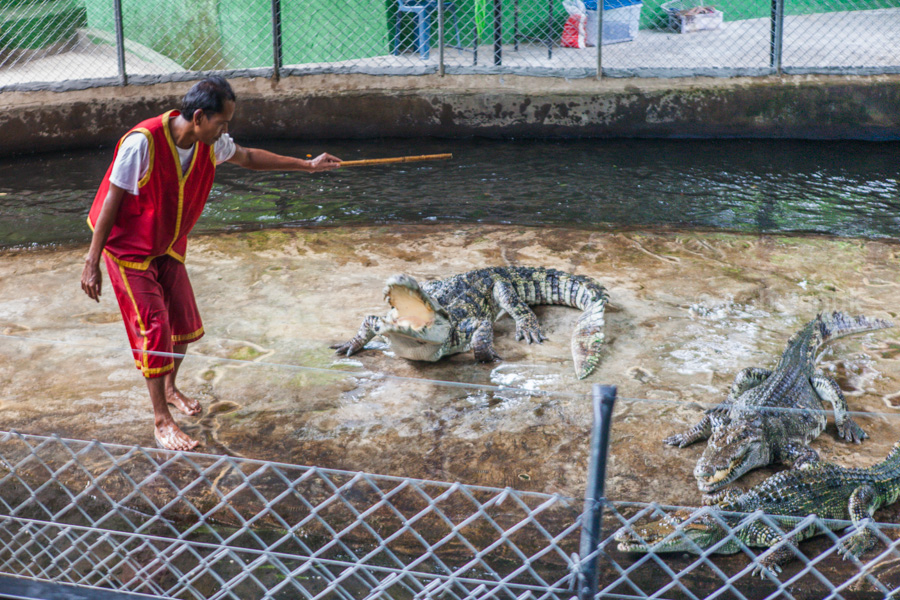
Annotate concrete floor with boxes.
[4,225,900,498]
[1,8,897,87]
[4,224,900,593]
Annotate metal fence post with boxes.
[272,0,283,81]
[595,2,603,79]
[112,0,127,86]
[576,384,616,600]
[770,0,784,74]
[438,0,445,76]
[493,0,502,65]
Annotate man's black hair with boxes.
[181,76,236,120]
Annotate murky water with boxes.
[1,138,899,248]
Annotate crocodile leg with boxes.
[702,487,743,507]
[777,442,820,469]
[754,543,796,578]
[492,281,547,344]
[839,485,879,559]
[745,520,798,578]
[664,368,764,449]
[727,367,772,402]
[330,316,382,356]
[664,412,719,448]
[472,319,502,362]
[810,373,868,443]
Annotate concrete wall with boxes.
[1,73,899,157]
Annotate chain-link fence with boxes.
[3,331,900,599]
[1,0,899,91]
[0,430,586,599]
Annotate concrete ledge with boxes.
[1,73,899,156]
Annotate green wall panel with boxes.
[0,0,86,50]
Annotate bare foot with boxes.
[166,386,201,416]
[154,421,199,451]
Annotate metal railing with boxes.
[1,0,899,92]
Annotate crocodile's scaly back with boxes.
[332,266,608,378]
[432,267,609,378]
[777,312,892,371]
[425,267,606,311]
[666,311,892,493]
[726,441,900,518]
[618,442,900,576]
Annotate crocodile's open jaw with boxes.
[386,285,436,330]
[697,455,748,492]
[378,276,452,361]
[615,510,722,553]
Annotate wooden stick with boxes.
[338,153,452,167]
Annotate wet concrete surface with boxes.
[3,224,900,594]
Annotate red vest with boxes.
[88,110,216,270]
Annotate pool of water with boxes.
[1,137,899,248]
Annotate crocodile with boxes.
[665,312,891,493]
[331,266,608,379]
[615,441,900,577]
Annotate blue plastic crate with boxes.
[584,0,642,10]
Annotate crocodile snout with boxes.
[694,462,715,480]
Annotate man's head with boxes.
[181,76,236,145]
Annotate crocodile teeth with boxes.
[617,542,649,552]
[707,469,733,485]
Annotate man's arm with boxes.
[227,145,341,173]
[81,184,127,302]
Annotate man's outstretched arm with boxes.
[227,145,341,173]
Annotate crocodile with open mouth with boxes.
[665,311,892,493]
[331,266,608,379]
[615,440,900,578]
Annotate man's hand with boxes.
[81,258,102,302]
[307,152,342,172]
[227,146,342,173]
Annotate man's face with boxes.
[194,99,235,145]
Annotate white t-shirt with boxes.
[109,132,236,195]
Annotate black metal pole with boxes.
[112,0,127,86]
[770,0,784,74]
[272,0,283,80]
[546,0,552,59]
[493,0,502,65]
[577,384,616,600]
[514,0,519,52]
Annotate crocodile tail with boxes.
[514,268,608,378]
[886,441,900,463]
[812,311,893,349]
[572,298,607,379]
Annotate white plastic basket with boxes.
[586,3,643,46]
[661,0,723,33]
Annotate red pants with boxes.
[105,254,204,378]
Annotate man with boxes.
[80,76,340,451]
